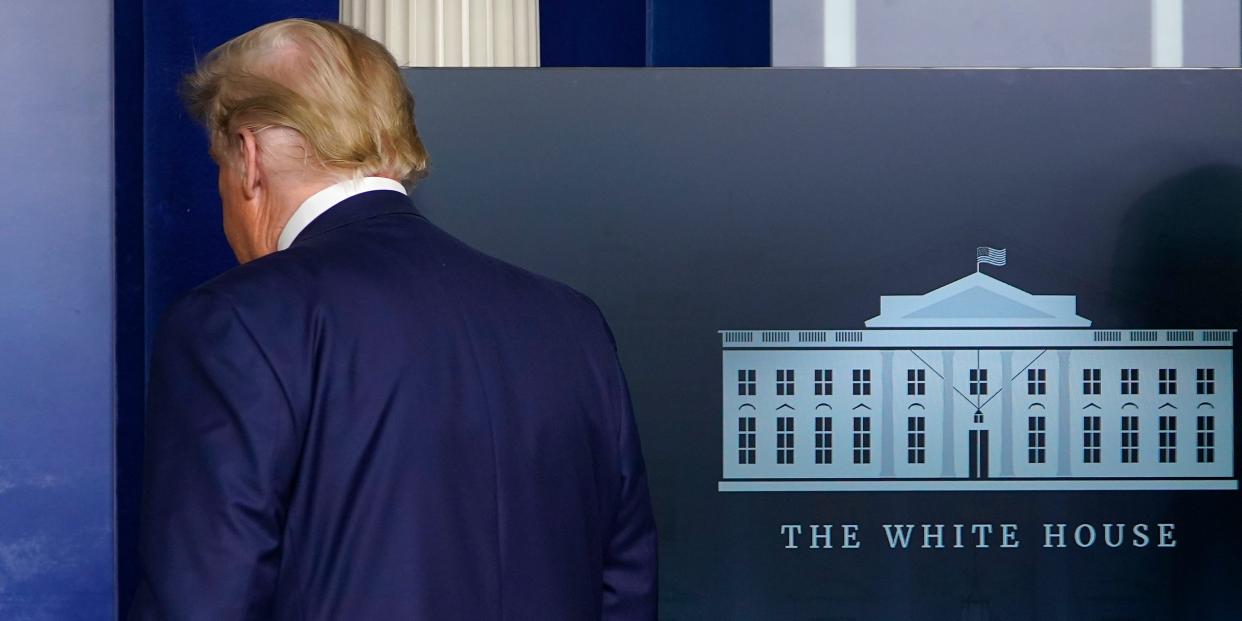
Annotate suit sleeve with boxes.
[597,314,658,621]
[129,290,300,621]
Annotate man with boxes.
[130,19,656,620]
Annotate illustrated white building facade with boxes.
[719,272,1236,491]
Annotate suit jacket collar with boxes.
[290,189,423,248]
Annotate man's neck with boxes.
[275,177,408,251]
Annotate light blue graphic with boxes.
[719,266,1235,492]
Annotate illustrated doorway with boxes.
[969,429,990,479]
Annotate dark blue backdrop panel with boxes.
[539,0,770,67]
[540,0,647,66]
[119,1,336,616]
[405,68,1242,620]
[0,1,115,618]
[648,0,770,66]
[113,0,145,617]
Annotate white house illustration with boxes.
[719,267,1235,492]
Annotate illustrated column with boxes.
[880,350,895,477]
[1000,350,1014,477]
[941,350,956,477]
[1056,349,1072,476]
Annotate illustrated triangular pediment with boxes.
[865,272,1091,328]
[904,286,1053,320]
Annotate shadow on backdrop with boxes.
[1111,164,1242,328]
[1111,164,1242,618]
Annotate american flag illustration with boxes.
[976,247,1007,266]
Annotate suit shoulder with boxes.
[152,286,256,369]
[438,235,616,347]
[180,246,324,313]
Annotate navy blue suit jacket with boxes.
[130,190,657,620]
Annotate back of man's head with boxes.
[183,18,428,183]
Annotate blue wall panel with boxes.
[540,0,771,67]
[540,0,648,66]
[648,0,770,66]
[0,2,116,618]
[113,0,145,616]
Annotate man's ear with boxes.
[236,127,261,201]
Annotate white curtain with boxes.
[340,0,540,67]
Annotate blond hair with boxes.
[183,18,428,183]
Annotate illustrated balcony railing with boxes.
[718,329,1235,347]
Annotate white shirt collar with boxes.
[277,177,408,251]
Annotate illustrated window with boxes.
[737,417,756,464]
[814,416,832,464]
[1159,415,1177,463]
[852,416,872,464]
[906,416,926,464]
[737,369,756,396]
[1196,368,1215,395]
[1120,415,1139,463]
[1158,368,1177,395]
[1197,416,1215,463]
[852,369,871,396]
[907,369,926,396]
[1082,416,1101,463]
[968,368,988,396]
[776,416,795,464]
[1027,416,1046,464]
[1082,368,1101,395]
[1027,368,1046,395]
[776,369,795,396]
[1121,368,1139,395]
[814,369,833,396]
